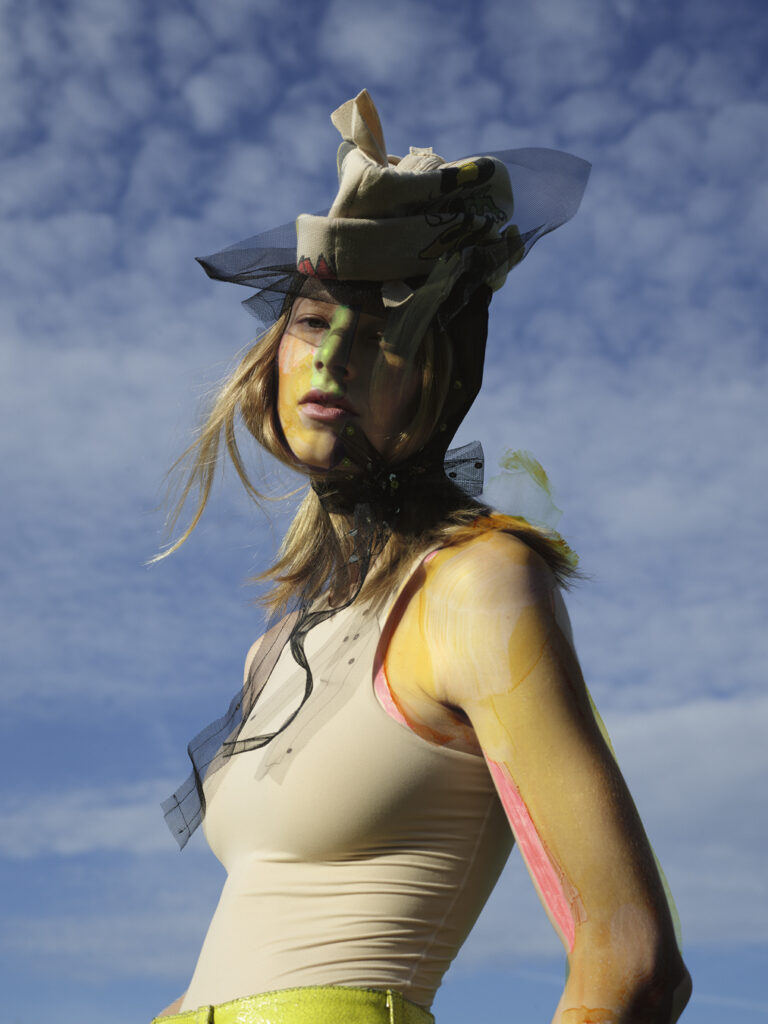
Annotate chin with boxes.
[289,435,345,473]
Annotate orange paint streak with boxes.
[486,757,578,951]
[561,1009,615,1024]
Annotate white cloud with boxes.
[104,74,158,133]
[1,909,201,979]
[681,49,760,108]
[201,138,321,236]
[318,0,464,86]
[703,100,768,177]
[120,126,212,219]
[0,782,176,858]
[50,73,125,139]
[0,211,119,290]
[3,1,152,150]
[59,0,139,70]
[0,141,119,217]
[629,43,691,106]
[182,53,277,135]
[11,3,65,72]
[481,0,622,116]
[551,88,635,141]
[190,0,283,46]
[610,107,706,187]
[266,93,347,173]
[155,11,213,88]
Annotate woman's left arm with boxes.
[416,533,691,1024]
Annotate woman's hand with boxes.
[388,530,691,1024]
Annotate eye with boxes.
[287,314,331,346]
[300,315,330,330]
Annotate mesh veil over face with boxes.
[162,92,590,848]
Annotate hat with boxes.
[197,89,590,360]
[296,89,515,284]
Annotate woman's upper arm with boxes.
[417,532,686,1006]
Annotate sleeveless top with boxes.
[180,587,513,1012]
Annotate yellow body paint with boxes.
[275,297,419,469]
[560,1009,615,1024]
[380,529,585,946]
[380,519,686,1018]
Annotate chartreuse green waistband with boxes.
[152,985,435,1024]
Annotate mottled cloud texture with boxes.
[1,1,765,1022]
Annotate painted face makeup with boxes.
[277,296,420,471]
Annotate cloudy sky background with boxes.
[1,0,766,1021]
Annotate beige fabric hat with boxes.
[295,90,524,356]
[197,89,590,356]
[296,89,515,285]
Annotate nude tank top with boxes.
[181,590,513,1012]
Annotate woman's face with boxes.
[277,296,421,471]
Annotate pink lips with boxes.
[299,389,357,423]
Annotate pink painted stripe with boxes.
[374,662,410,727]
[486,757,576,950]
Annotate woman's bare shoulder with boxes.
[425,522,556,612]
[395,523,565,713]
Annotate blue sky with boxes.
[1,0,766,1021]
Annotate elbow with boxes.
[674,963,693,1017]
[626,953,692,1023]
[567,924,692,1023]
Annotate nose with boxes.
[312,309,358,389]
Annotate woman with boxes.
[154,91,691,1023]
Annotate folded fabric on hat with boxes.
[196,90,591,346]
[295,90,516,287]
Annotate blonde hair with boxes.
[158,305,578,612]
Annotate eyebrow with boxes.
[294,300,386,323]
